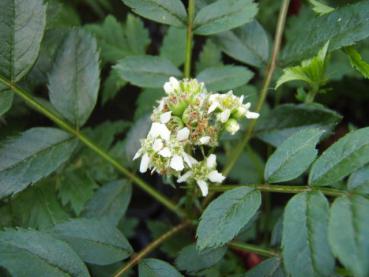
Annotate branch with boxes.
[0,76,187,219]
[209,184,347,197]
[184,0,195,78]
[113,221,192,277]
[223,0,291,176]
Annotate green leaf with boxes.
[244,257,285,277]
[309,127,369,187]
[0,127,78,199]
[282,1,369,64]
[329,195,369,277]
[48,29,100,127]
[193,0,258,35]
[196,40,223,73]
[0,229,89,277]
[276,41,329,89]
[309,0,334,16]
[265,128,324,183]
[51,218,133,265]
[160,27,187,67]
[139,258,183,277]
[114,55,181,88]
[0,89,13,116]
[57,170,98,215]
[213,20,269,67]
[197,65,253,91]
[347,165,369,194]
[102,67,127,105]
[125,14,150,55]
[87,15,131,63]
[11,181,69,229]
[343,46,369,79]
[196,187,261,250]
[122,0,187,27]
[175,243,227,274]
[83,180,132,225]
[255,103,342,147]
[282,192,334,277]
[0,0,46,82]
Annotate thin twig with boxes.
[113,221,192,277]
[184,0,195,78]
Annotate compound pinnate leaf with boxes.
[83,180,132,225]
[245,257,285,277]
[122,0,187,27]
[175,243,226,274]
[0,128,78,199]
[51,218,133,266]
[197,65,253,91]
[255,103,342,147]
[282,192,334,277]
[265,128,324,183]
[160,27,187,67]
[0,229,89,277]
[309,127,369,187]
[282,1,369,64]
[0,0,46,82]
[139,258,183,277]
[214,20,269,68]
[48,29,100,127]
[194,0,258,35]
[196,187,261,250]
[347,165,369,195]
[114,55,181,88]
[329,195,369,277]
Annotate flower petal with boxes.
[199,136,210,145]
[152,139,164,152]
[160,111,172,124]
[133,148,142,160]
[170,155,184,171]
[208,102,218,114]
[246,110,260,119]
[208,170,226,183]
[158,147,172,157]
[177,127,190,141]
[183,152,197,167]
[140,153,150,173]
[196,180,209,197]
[177,171,193,183]
[217,110,231,123]
[207,154,217,169]
[149,122,171,141]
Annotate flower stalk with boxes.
[184,0,195,78]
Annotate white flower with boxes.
[199,136,210,144]
[163,77,180,94]
[183,152,197,167]
[170,154,184,171]
[140,153,151,173]
[207,154,217,168]
[208,170,225,183]
[196,180,209,197]
[177,171,193,183]
[158,147,171,157]
[177,127,190,141]
[152,139,164,152]
[160,111,172,124]
[225,119,240,135]
[148,122,171,141]
[217,110,231,123]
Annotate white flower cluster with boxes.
[134,77,259,196]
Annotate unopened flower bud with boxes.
[225,119,240,135]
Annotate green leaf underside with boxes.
[245,257,285,277]
[197,65,254,91]
[196,187,261,250]
[0,0,47,82]
[0,128,78,199]
[114,55,181,88]
[309,127,369,187]
[282,192,334,277]
[0,229,89,277]
[83,180,132,225]
[160,27,186,67]
[265,128,324,183]
[175,243,227,273]
[0,89,13,116]
[329,195,369,277]
[282,1,369,64]
[255,103,342,147]
[194,0,258,35]
[347,165,369,194]
[122,0,187,27]
[51,218,133,265]
[214,20,269,67]
[48,29,100,127]
[139,258,183,277]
